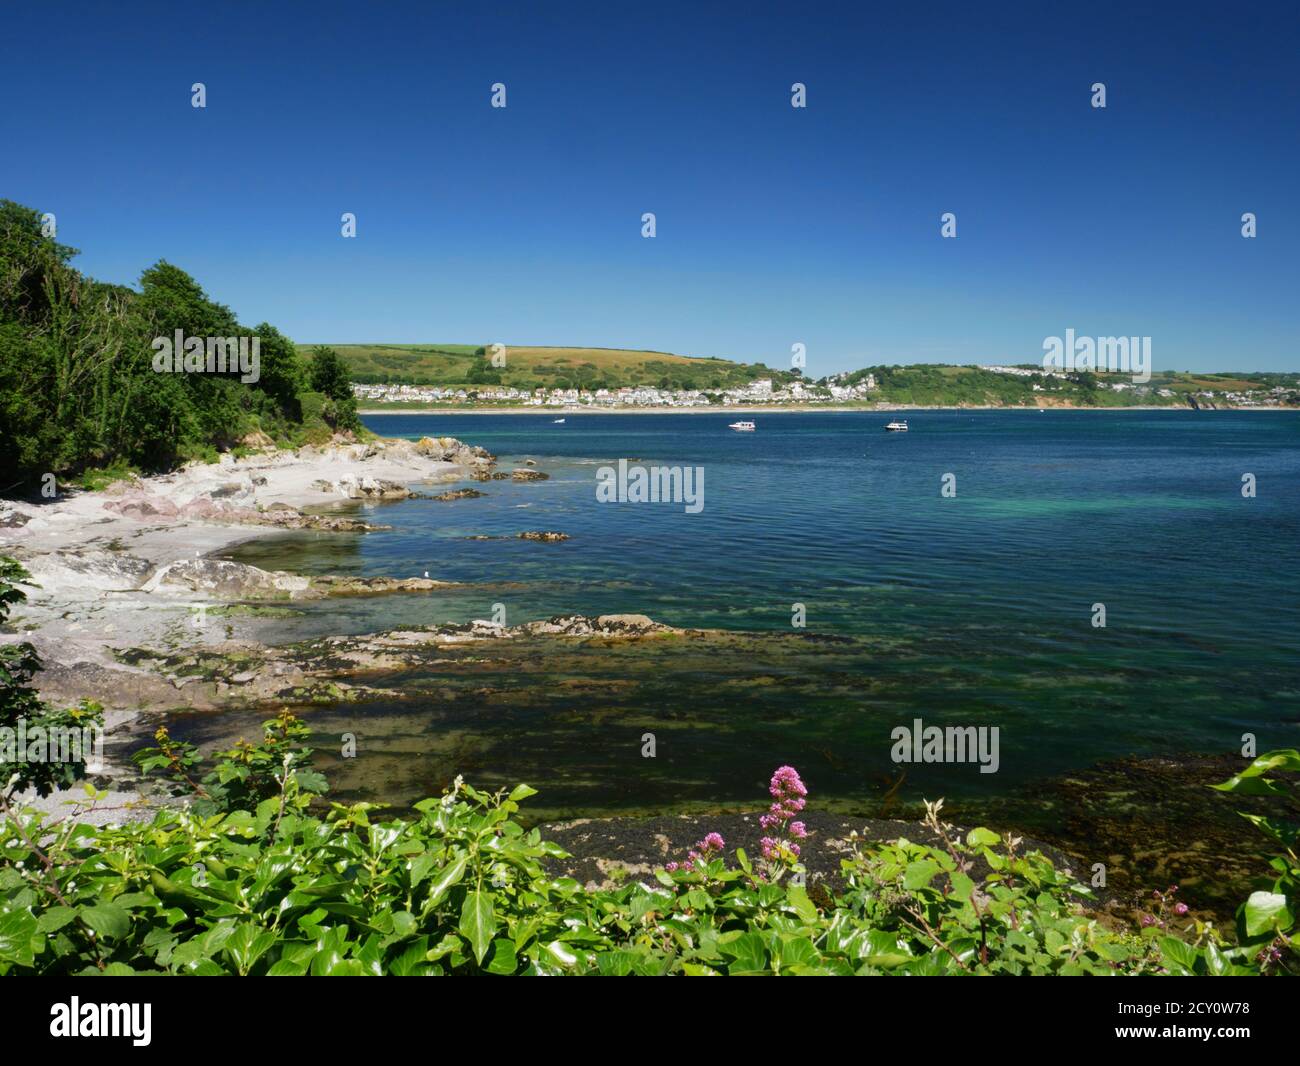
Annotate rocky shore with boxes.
[0,434,500,813]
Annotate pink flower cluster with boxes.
[759,765,807,862]
[665,832,726,873]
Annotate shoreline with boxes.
[0,434,493,820]
[0,435,1284,922]
[358,403,1298,415]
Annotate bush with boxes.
[3,720,1292,974]
[0,559,103,801]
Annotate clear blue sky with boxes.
[3,1,1297,376]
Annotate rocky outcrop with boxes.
[510,469,549,482]
[316,474,414,500]
[22,548,155,592]
[103,487,387,532]
[310,575,455,596]
[143,558,312,599]
[142,558,456,600]
[430,489,486,501]
[0,504,33,528]
[518,531,569,542]
[241,430,277,451]
[522,613,667,636]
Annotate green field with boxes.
[302,343,793,391]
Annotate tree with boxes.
[308,346,359,430]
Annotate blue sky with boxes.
[3,1,1297,376]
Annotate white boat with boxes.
[728,420,756,432]
[884,420,908,432]
[552,418,566,424]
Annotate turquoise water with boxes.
[219,409,1300,818]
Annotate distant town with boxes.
[355,374,876,409]
[354,364,1300,410]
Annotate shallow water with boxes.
[211,410,1299,826]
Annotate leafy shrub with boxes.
[0,559,104,801]
[4,724,1291,975]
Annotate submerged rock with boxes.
[430,489,486,501]
[510,469,549,482]
[518,531,569,542]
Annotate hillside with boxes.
[302,343,795,391]
[833,365,1300,409]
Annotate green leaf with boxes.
[720,931,767,975]
[36,906,78,933]
[1159,936,1201,975]
[508,784,538,802]
[596,950,640,976]
[484,938,518,975]
[949,871,975,902]
[542,940,579,969]
[424,856,468,912]
[966,828,1000,847]
[224,924,277,975]
[458,890,496,965]
[1242,891,1293,937]
[79,903,130,941]
[786,885,819,924]
[0,910,38,967]
[775,935,819,971]
[903,859,941,890]
[408,853,438,890]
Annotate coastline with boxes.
[0,427,1287,925]
[0,434,492,820]
[358,403,1297,415]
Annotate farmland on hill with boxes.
[300,343,796,391]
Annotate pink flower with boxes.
[758,766,809,871]
[666,832,727,875]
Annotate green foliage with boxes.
[2,722,1288,975]
[306,346,360,431]
[133,709,328,820]
[0,559,103,799]
[0,199,317,487]
[1207,751,1299,974]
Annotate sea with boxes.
[199,409,1300,904]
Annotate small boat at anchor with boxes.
[884,420,908,432]
[552,418,566,424]
[728,420,756,432]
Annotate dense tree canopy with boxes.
[0,199,352,489]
